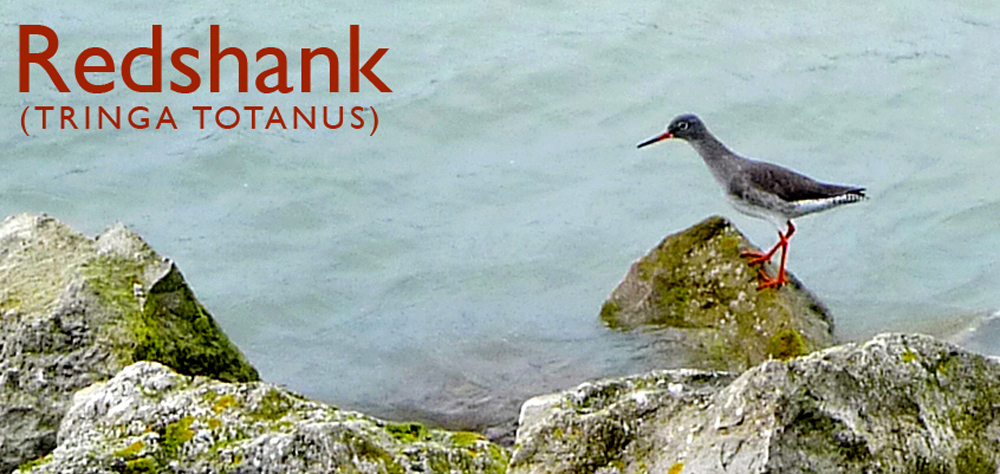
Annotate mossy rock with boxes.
[600,216,834,372]
[0,213,258,473]
[16,361,509,474]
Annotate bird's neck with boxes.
[688,134,743,186]
[689,134,736,164]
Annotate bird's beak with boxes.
[637,131,673,149]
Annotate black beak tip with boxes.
[637,132,671,149]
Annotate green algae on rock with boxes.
[15,361,510,474]
[510,333,1000,474]
[600,216,834,372]
[0,214,258,473]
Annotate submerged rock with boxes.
[15,361,509,474]
[600,216,834,372]
[510,333,1000,474]
[0,214,258,473]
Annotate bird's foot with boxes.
[740,249,772,266]
[755,268,786,290]
[742,223,794,267]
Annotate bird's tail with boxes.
[794,188,867,216]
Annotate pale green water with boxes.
[3,0,999,431]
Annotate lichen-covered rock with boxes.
[15,361,509,474]
[510,369,737,474]
[0,214,258,473]
[600,216,834,371]
[510,333,1000,474]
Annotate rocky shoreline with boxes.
[510,333,1000,473]
[1,213,997,473]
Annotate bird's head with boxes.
[637,113,708,148]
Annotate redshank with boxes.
[637,113,866,289]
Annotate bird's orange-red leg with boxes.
[740,239,783,266]
[741,221,795,266]
[743,221,795,289]
[756,241,789,289]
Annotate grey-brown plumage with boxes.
[637,113,866,289]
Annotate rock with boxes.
[510,369,737,473]
[15,361,509,474]
[510,333,1000,474]
[599,216,834,372]
[0,214,258,473]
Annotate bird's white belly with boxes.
[723,192,789,229]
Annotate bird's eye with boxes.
[678,122,689,131]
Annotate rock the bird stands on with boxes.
[637,113,866,289]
